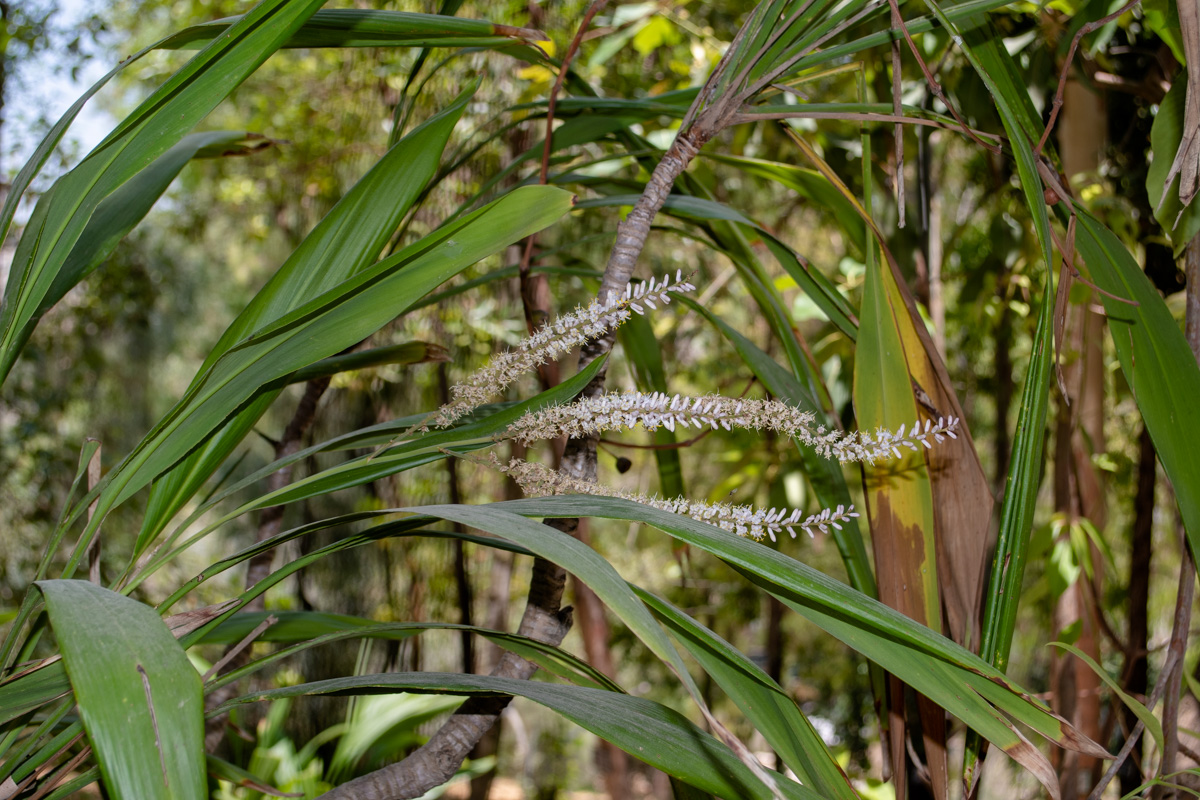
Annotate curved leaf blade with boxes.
[216,672,820,800]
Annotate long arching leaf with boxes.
[214,672,820,800]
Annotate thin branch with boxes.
[888,0,1002,154]
[1154,522,1195,800]
[1033,0,1142,157]
[889,0,906,226]
[731,109,1002,141]
[539,0,609,186]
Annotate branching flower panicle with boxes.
[504,390,959,463]
[433,272,695,428]
[494,456,860,542]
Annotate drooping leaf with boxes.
[475,496,1108,799]
[635,588,857,800]
[69,185,575,576]
[965,280,1054,790]
[158,9,545,51]
[135,87,477,552]
[215,672,820,800]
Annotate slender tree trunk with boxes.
[1051,77,1108,800]
[205,376,331,752]
[1119,426,1155,796]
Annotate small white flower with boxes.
[493,456,861,543]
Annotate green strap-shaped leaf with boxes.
[158,9,538,50]
[215,672,820,800]
[1073,207,1200,557]
[135,87,477,551]
[1148,75,1200,256]
[634,588,858,800]
[38,580,204,800]
[39,132,270,331]
[133,356,605,593]
[69,185,574,576]
[0,660,71,727]
[0,0,328,385]
[964,280,1054,787]
[483,495,1108,763]
[196,615,621,694]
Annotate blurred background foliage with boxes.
[0,0,1194,798]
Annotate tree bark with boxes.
[1119,426,1155,796]
[1051,77,1108,800]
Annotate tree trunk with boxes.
[1119,426,1155,796]
[1052,77,1108,800]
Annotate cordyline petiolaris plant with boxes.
[6,1,1200,799]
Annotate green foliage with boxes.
[1,1,1197,799]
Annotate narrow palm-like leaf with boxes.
[36,132,273,333]
[635,588,858,800]
[0,0,327,385]
[134,87,476,551]
[1072,207,1200,555]
[197,616,621,693]
[158,9,544,51]
[0,661,70,727]
[215,672,820,800]
[67,185,574,577]
[964,280,1054,788]
[1148,76,1200,255]
[1048,642,1164,752]
[478,496,1109,771]
[131,355,605,590]
[38,580,204,800]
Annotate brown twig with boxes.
[517,0,608,368]
[890,0,906,226]
[732,109,1002,140]
[887,0,1002,155]
[1154,518,1195,800]
[1033,0,1142,157]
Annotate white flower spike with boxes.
[495,456,861,543]
[504,390,959,464]
[433,273,695,428]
